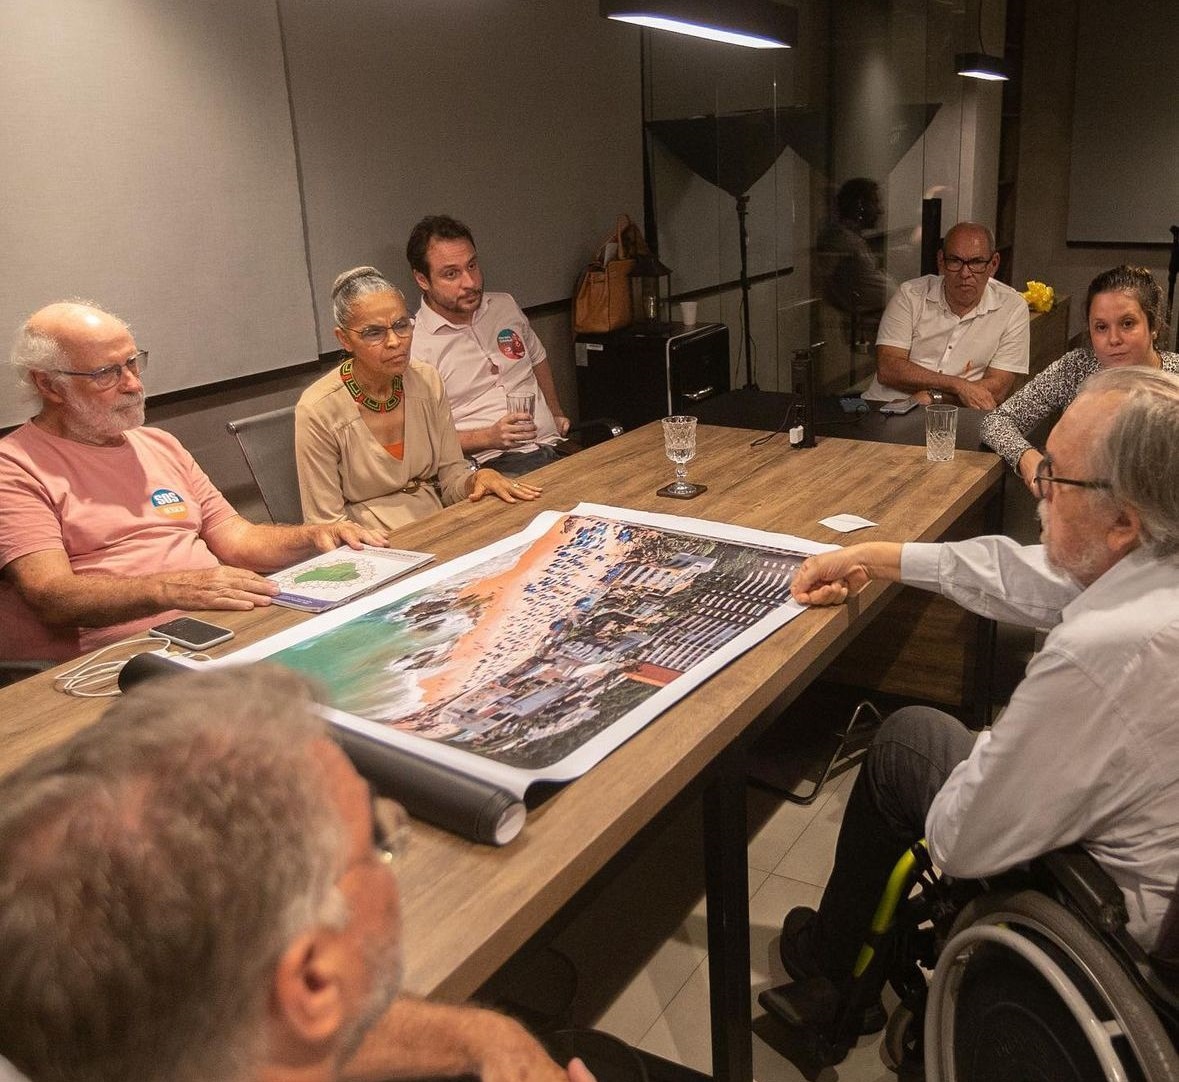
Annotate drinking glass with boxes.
[506,392,535,418]
[925,404,958,462]
[661,415,700,496]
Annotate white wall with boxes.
[0,0,315,429]
[0,0,644,429]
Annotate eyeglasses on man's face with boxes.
[52,350,148,392]
[1032,454,1112,501]
[348,317,415,346]
[942,254,995,275]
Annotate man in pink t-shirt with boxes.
[0,302,384,662]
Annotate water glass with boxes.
[925,404,958,462]
[506,392,536,418]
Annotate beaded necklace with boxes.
[341,359,403,413]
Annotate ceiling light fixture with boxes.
[600,0,797,50]
[955,51,1009,81]
[956,0,1009,81]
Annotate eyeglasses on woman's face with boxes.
[347,317,415,346]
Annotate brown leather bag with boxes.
[572,214,650,334]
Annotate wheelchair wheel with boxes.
[925,889,1179,1082]
[883,1002,922,1074]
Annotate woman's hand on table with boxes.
[467,468,542,505]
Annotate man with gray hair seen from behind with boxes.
[863,221,1029,409]
[0,301,384,663]
[0,664,592,1082]
[762,366,1179,1035]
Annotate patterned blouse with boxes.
[980,347,1179,470]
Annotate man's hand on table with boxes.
[952,379,998,411]
[305,520,389,552]
[157,565,280,611]
[791,542,905,606]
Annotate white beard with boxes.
[65,388,146,443]
[1038,501,1110,584]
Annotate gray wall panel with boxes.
[279,0,644,349]
[1067,0,1178,245]
[0,0,317,428]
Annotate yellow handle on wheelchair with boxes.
[852,840,930,978]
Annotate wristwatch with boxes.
[928,390,946,403]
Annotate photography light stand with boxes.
[735,193,755,388]
[1168,225,1179,352]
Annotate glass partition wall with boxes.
[642,0,1000,396]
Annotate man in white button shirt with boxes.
[863,222,1029,410]
[764,366,1179,1035]
[406,216,570,478]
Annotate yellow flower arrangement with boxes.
[1022,280,1055,313]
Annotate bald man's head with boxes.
[9,300,145,445]
[25,302,132,366]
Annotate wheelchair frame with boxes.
[765,842,1179,1080]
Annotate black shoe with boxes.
[759,977,887,1037]
[778,906,825,981]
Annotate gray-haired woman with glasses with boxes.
[295,267,540,533]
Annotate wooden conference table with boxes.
[0,422,1004,1082]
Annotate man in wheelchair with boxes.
[760,367,1179,1076]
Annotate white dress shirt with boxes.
[903,538,1179,949]
[865,275,1030,401]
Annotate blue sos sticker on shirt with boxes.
[151,488,188,518]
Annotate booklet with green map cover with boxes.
[269,545,433,613]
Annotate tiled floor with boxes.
[484,763,898,1082]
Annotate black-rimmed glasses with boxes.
[347,317,415,345]
[1033,455,1112,501]
[53,350,148,391]
[942,254,995,274]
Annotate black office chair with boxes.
[760,843,1179,1081]
[225,406,302,525]
[557,416,624,455]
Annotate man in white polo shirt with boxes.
[863,222,1029,411]
[406,216,570,478]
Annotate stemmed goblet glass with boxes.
[660,415,703,498]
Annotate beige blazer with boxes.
[295,361,471,532]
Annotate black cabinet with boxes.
[574,323,730,432]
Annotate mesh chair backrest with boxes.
[225,406,301,525]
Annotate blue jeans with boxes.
[811,706,976,978]
[491,444,559,477]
